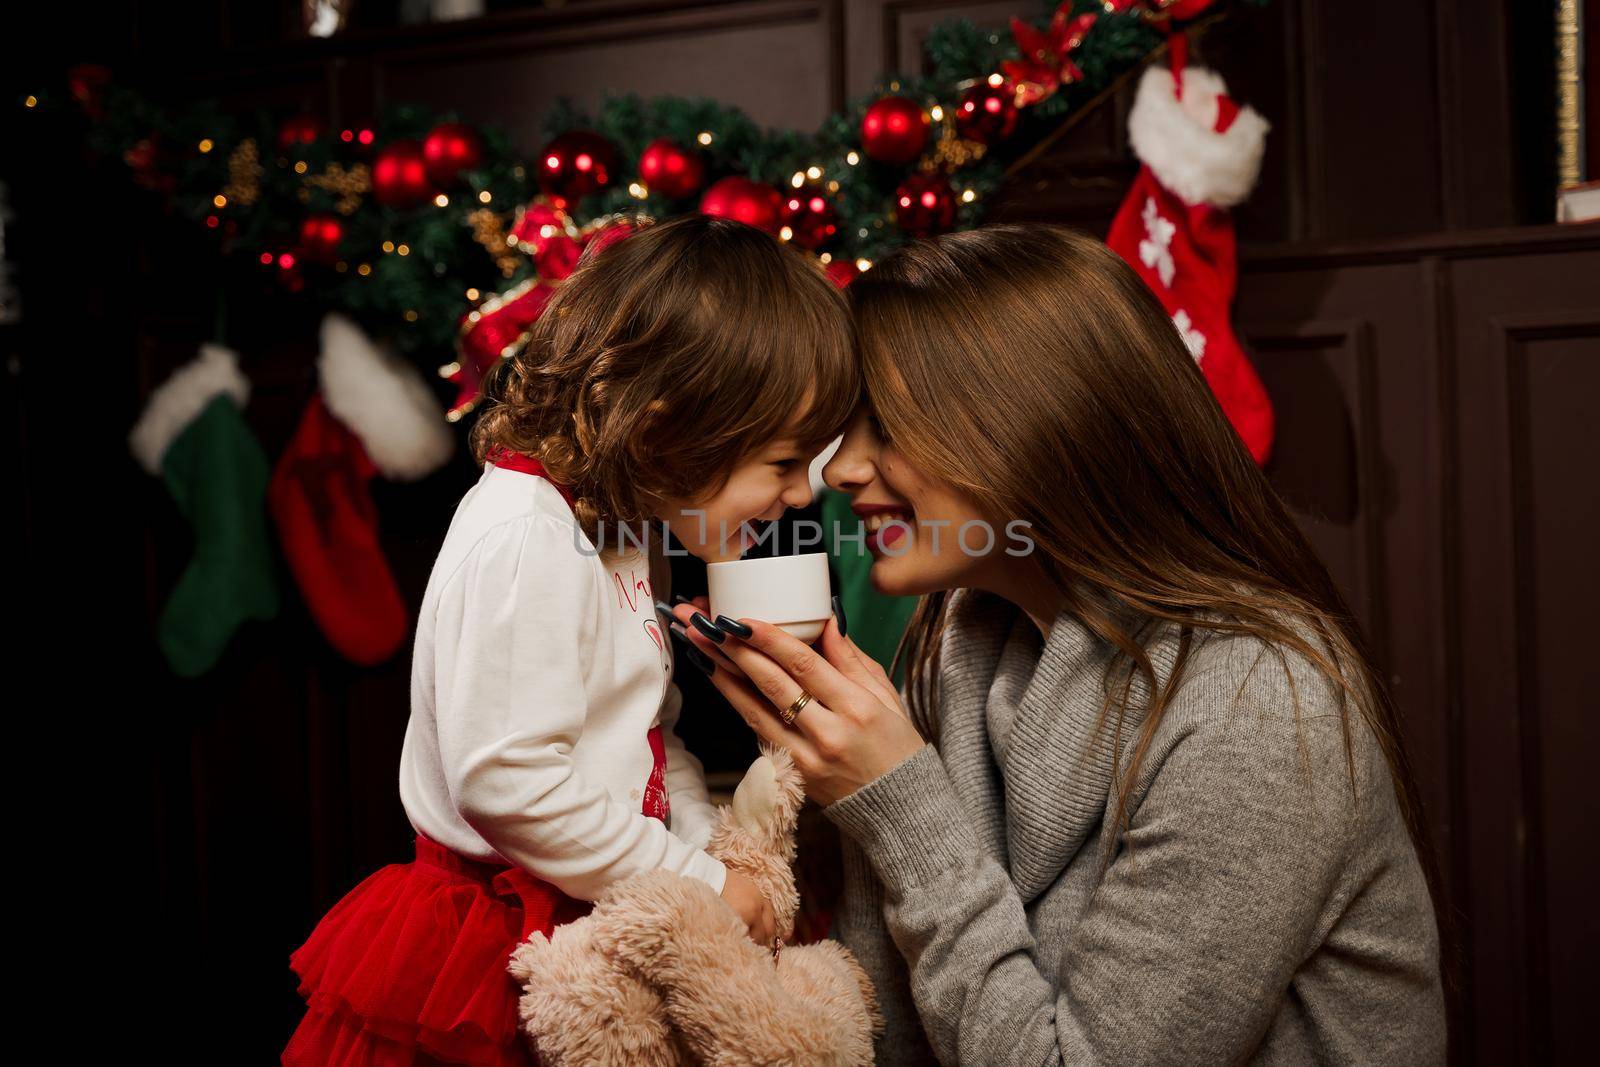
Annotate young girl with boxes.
[284,215,858,1067]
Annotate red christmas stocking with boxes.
[1106,53,1275,464]
[269,314,454,665]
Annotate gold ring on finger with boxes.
[780,690,813,726]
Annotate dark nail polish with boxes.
[714,615,753,639]
[654,600,676,622]
[689,612,725,644]
[669,623,715,675]
[672,594,694,606]
[832,594,848,637]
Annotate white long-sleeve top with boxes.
[399,460,727,900]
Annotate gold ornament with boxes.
[924,120,987,173]
[222,138,263,207]
[466,208,522,278]
[305,162,371,215]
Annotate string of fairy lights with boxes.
[19,0,1239,401]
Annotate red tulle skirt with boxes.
[284,834,593,1067]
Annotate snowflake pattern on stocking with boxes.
[1172,309,1206,362]
[642,725,671,823]
[1139,197,1176,288]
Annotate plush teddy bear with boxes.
[508,744,881,1066]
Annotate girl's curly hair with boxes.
[469,214,858,542]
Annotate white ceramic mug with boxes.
[706,552,833,642]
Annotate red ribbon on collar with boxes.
[484,445,576,509]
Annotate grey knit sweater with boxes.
[825,590,1444,1065]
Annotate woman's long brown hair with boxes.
[850,224,1451,984]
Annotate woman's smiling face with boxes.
[822,407,1000,596]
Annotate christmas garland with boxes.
[33,0,1258,420]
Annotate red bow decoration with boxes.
[510,199,587,281]
[447,212,647,421]
[510,200,649,281]
[1003,4,1099,107]
[445,279,556,422]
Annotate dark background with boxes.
[5,1,1597,1062]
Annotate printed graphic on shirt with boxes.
[643,618,670,675]
[611,563,652,613]
[613,562,671,675]
[608,559,671,818]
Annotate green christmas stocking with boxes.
[129,344,279,677]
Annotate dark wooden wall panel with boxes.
[1236,230,1600,1066]
[25,1,1592,1061]
[1510,322,1599,1067]
[1309,1,1445,239]
[1447,251,1600,1064]
[375,2,845,147]
[1245,319,1387,643]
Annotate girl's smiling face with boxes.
[822,408,997,596]
[656,434,817,563]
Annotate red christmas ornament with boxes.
[781,191,838,249]
[338,127,378,156]
[298,213,345,265]
[699,177,784,234]
[66,64,111,119]
[122,137,175,194]
[893,172,958,237]
[955,81,1020,144]
[860,96,931,166]
[421,122,485,186]
[537,130,617,208]
[277,113,324,154]
[637,139,705,199]
[371,139,433,207]
[824,259,861,288]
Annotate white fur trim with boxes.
[128,343,250,475]
[1127,65,1269,209]
[318,313,455,481]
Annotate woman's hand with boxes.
[719,869,777,945]
[672,605,927,807]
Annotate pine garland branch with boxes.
[1002,6,1232,180]
[38,0,1264,370]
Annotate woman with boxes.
[670,225,1447,1064]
